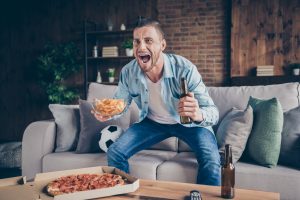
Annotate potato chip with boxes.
[93,98,125,116]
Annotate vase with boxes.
[108,77,115,83]
[125,48,133,57]
[293,68,300,76]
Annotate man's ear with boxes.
[161,39,166,51]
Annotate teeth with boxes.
[138,52,150,56]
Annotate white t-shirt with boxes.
[146,76,178,124]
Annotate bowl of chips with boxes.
[92,98,126,116]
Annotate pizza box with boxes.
[0,176,38,200]
[33,166,139,200]
[0,166,139,200]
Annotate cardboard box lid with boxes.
[0,176,38,200]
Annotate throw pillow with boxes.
[279,106,300,168]
[246,96,283,168]
[216,106,253,163]
[76,99,130,153]
[49,104,80,152]
[99,125,123,152]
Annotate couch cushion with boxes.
[87,82,117,101]
[179,82,299,152]
[208,82,299,123]
[42,150,177,180]
[76,99,131,153]
[49,104,80,152]
[246,97,283,167]
[42,152,107,173]
[149,137,178,151]
[157,152,198,183]
[216,106,253,163]
[128,150,177,180]
[279,105,300,168]
[235,162,300,200]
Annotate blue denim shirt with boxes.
[114,53,219,133]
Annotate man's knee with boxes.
[107,143,125,162]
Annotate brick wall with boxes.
[157,0,229,86]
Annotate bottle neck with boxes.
[181,78,188,95]
[224,145,233,166]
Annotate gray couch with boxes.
[22,82,300,200]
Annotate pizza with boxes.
[47,173,125,196]
[93,98,125,116]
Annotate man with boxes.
[94,18,220,186]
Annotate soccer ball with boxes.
[99,125,123,152]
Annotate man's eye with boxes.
[145,39,153,44]
[133,40,139,45]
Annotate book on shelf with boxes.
[102,46,119,57]
[256,65,274,76]
[256,65,274,69]
[102,53,118,57]
[256,69,274,72]
[256,72,274,76]
[102,46,118,50]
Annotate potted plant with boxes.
[37,42,82,104]
[107,68,115,83]
[121,38,133,57]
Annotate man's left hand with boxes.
[178,92,203,123]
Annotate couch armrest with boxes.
[22,120,56,181]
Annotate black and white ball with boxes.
[99,125,123,152]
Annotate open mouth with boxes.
[138,52,151,63]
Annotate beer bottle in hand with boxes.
[180,77,192,124]
[221,144,235,199]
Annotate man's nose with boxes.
[139,40,147,50]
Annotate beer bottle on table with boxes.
[221,144,235,199]
[180,77,192,124]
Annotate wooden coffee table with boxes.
[102,179,280,200]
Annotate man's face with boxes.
[133,25,166,72]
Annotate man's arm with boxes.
[113,69,132,113]
[186,65,219,126]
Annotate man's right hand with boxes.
[91,110,112,122]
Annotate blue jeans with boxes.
[107,118,221,186]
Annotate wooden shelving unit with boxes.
[83,20,134,98]
[231,76,300,86]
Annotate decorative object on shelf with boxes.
[122,39,133,57]
[290,63,300,76]
[96,71,102,83]
[37,42,82,104]
[92,45,98,58]
[107,19,113,31]
[84,20,133,98]
[120,24,126,31]
[294,68,300,76]
[108,68,115,83]
[102,46,119,57]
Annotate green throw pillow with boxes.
[246,96,283,168]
